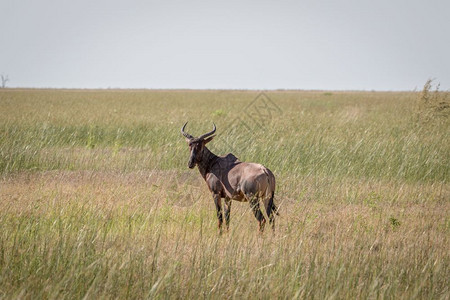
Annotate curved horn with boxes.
[198,123,216,140]
[181,122,194,140]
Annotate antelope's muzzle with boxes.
[188,151,196,169]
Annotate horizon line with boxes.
[0,86,426,93]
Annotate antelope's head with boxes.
[181,122,216,169]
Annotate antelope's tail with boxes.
[263,168,279,216]
[268,191,279,216]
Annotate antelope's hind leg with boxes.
[247,194,265,232]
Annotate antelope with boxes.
[181,122,277,233]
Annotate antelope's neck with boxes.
[197,147,218,179]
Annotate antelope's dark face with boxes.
[181,122,216,169]
[187,139,204,169]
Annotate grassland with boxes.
[0,88,449,299]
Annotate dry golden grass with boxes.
[0,171,448,299]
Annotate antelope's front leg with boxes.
[224,197,232,231]
[213,194,223,232]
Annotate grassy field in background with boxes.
[0,88,449,299]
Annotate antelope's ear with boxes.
[204,135,215,144]
[185,137,191,143]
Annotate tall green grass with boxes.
[1,89,448,182]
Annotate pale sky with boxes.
[1,0,449,90]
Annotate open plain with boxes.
[0,89,448,299]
